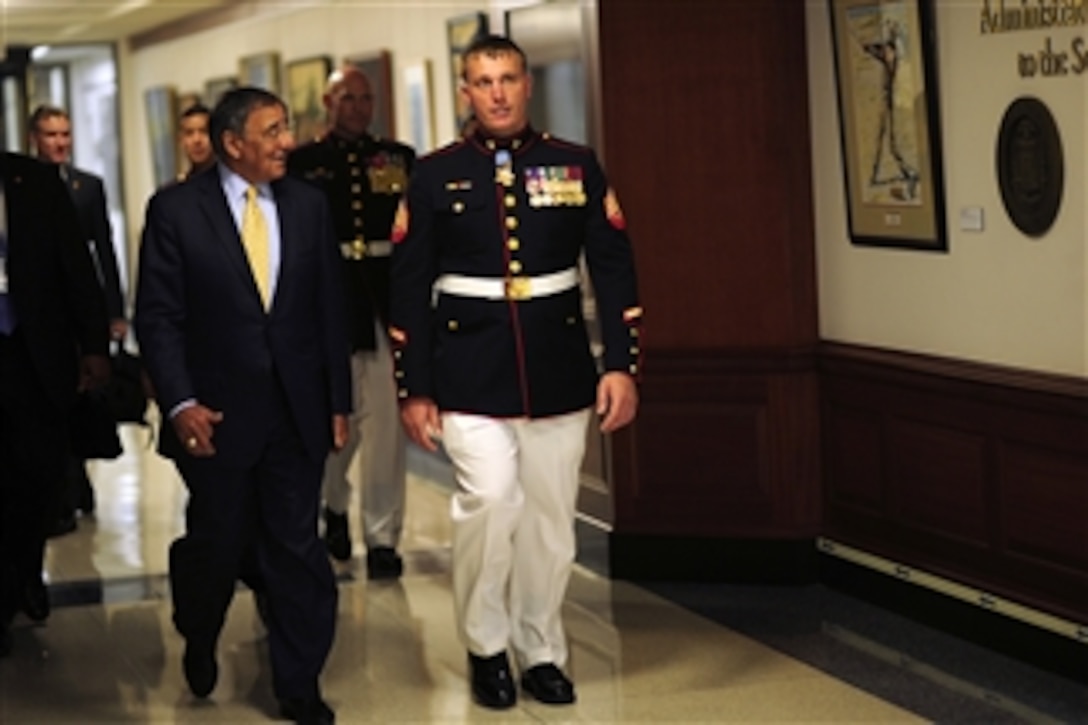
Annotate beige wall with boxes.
[807,1,1086,377]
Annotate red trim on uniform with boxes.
[512,134,538,157]
[420,138,468,161]
[508,299,532,415]
[540,135,592,155]
[491,172,533,415]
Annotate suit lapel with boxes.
[195,171,265,310]
[270,178,296,314]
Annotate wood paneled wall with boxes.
[822,342,1088,621]
[593,1,1086,623]
[597,0,821,547]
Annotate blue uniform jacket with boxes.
[389,127,642,418]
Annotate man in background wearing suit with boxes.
[30,104,128,527]
[134,87,350,725]
[0,151,110,657]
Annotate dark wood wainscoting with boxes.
[596,0,820,583]
[821,342,1088,622]
[609,347,821,582]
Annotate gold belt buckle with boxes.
[350,238,367,260]
[504,276,530,301]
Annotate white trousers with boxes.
[441,408,591,670]
[322,322,407,549]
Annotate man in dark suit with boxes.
[134,87,350,725]
[0,151,110,657]
[30,105,128,526]
[287,65,415,579]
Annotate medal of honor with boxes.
[494,149,514,187]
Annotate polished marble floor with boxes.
[2,422,1085,723]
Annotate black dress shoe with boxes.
[520,663,576,704]
[279,695,335,725]
[322,508,352,562]
[469,651,517,710]
[182,639,218,698]
[22,579,50,622]
[365,547,403,580]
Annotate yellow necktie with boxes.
[241,185,271,308]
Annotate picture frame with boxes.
[346,50,394,140]
[285,55,332,144]
[143,85,178,188]
[238,51,281,94]
[203,75,236,106]
[828,0,947,251]
[446,11,489,135]
[403,60,436,153]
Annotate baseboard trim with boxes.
[818,537,1088,644]
[608,533,818,583]
[819,541,1088,683]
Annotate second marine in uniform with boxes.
[288,65,415,579]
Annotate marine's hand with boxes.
[109,319,129,341]
[332,414,349,451]
[401,397,441,452]
[172,403,224,457]
[596,371,638,433]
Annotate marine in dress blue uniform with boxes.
[288,65,415,579]
[389,35,642,710]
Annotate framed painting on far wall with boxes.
[204,75,236,106]
[446,11,489,135]
[346,50,394,140]
[239,51,281,94]
[285,55,332,144]
[143,85,178,188]
[403,60,436,153]
[829,0,947,251]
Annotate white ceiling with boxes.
[1,0,228,49]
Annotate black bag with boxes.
[104,348,149,425]
[70,389,123,460]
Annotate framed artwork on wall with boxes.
[403,60,436,153]
[285,55,332,144]
[203,75,236,106]
[239,51,281,93]
[346,50,394,140]
[446,11,489,135]
[143,85,179,188]
[829,0,947,251]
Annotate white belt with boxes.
[340,239,393,260]
[434,267,579,301]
